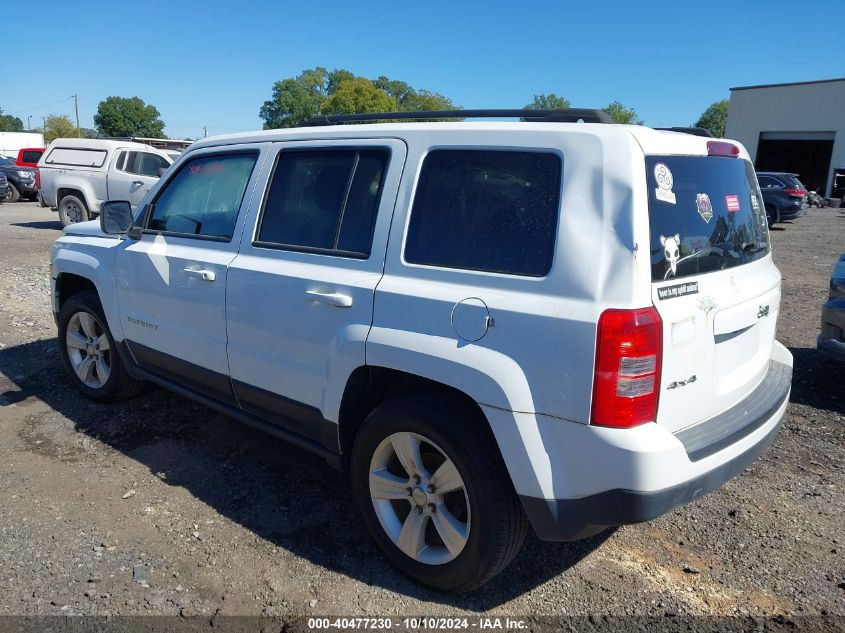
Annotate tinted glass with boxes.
[647,156,769,282]
[148,153,256,238]
[257,149,388,256]
[115,151,127,171]
[337,152,387,254]
[21,150,43,164]
[404,150,562,277]
[757,175,779,188]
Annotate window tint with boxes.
[257,149,388,257]
[21,150,43,164]
[647,156,769,282]
[147,153,257,239]
[757,176,780,188]
[404,150,562,277]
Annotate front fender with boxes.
[52,237,122,338]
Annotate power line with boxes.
[9,96,75,115]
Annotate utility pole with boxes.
[203,125,208,138]
[73,94,80,137]
[27,115,32,130]
[42,116,47,131]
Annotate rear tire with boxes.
[58,194,89,226]
[351,394,527,593]
[58,291,146,401]
[765,204,777,228]
[4,183,19,203]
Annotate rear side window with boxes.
[147,153,257,239]
[256,149,388,257]
[647,156,769,282]
[404,150,562,277]
[44,147,107,168]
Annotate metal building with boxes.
[726,77,845,199]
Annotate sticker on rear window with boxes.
[657,280,699,300]
[659,233,681,277]
[726,194,740,212]
[695,193,713,223]
[654,163,676,204]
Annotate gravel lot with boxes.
[0,200,842,625]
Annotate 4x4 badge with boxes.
[696,193,713,223]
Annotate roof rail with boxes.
[655,127,714,138]
[303,108,613,127]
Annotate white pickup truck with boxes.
[38,138,173,226]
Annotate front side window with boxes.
[256,149,388,257]
[404,150,562,277]
[137,152,170,177]
[147,153,257,239]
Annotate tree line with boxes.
[0,72,730,142]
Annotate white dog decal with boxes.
[660,234,681,277]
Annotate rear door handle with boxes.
[305,289,353,308]
[132,180,144,187]
[183,267,216,281]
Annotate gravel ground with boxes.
[0,201,842,626]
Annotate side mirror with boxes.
[100,200,133,235]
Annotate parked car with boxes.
[49,109,793,592]
[0,156,37,203]
[38,138,173,226]
[15,147,45,168]
[818,254,845,363]
[756,171,808,227]
[0,170,7,202]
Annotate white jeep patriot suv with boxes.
[50,109,793,592]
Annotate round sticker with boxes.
[654,163,674,190]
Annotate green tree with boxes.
[373,77,415,108]
[0,109,24,132]
[259,66,334,128]
[695,99,729,138]
[400,89,455,112]
[94,96,165,138]
[604,100,643,124]
[321,77,397,116]
[524,93,571,110]
[260,68,460,128]
[43,115,77,142]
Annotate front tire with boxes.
[4,183,19,203]
[58,194,88,226]
[58,291,145,401]
[351,394,527,593]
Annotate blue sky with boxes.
[4,0,843,139]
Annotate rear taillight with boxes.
[707,141,740,157]
[34,169,40,190]
[591,307,663,429]
[783,188,806,197]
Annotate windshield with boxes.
[647,155,769,282]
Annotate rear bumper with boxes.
[517,343,793,541]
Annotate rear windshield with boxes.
[647,155,769,282]
[21,150,43,164]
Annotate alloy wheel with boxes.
[369,431,470,565]
[65,311,111,388]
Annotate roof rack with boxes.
[655,127,714,138]
[303,108,613,127]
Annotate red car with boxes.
[16,147,45,168]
